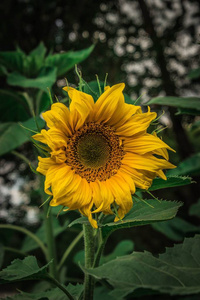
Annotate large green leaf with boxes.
[7,66,57,91]
[176,107,200,116]
[0,256,51,283]
[152,217,200,241]
[147,96,200,115]
[26,42,47,76]
[45,45,94,77]
[21,219,69,252]
[101,199,182,229]
[0,117,45,156]
[0,89,30,122]
[86,235,200,298]
[149,175,193,191]
[70,200,182,240]
[5,284,83,300]
[94,286,117,300]
[167,153,200,176]
[0,50,25,73]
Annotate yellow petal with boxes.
[42,103,72,136]
[45,164,73,198]
[122,152,175,173]
[37,128,67,150]
[124,133,174,155]
[107,174,133,221]
[91,180,114,214]
[37,156,56,176]
[64,87,94,130]
[79,202,98,229]
[32,133,47,144]
[93,83,125,123]
[116,109,157,137]
[50,149,66,163]
[120,165,153,190]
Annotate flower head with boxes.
[33,83,175,228]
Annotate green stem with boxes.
[3,246,27,257]
[58,230,83,271]
[11,150,31,166]
[83,224,96,300]
[43,204,58,279]
[40,175,58,279]
[0,224,48,259]
[46,275,75,300]
[93,229,105,268]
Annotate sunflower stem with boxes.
[83,224,96,300]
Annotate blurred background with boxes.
[0,0,200,298]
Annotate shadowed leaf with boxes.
[86,235,200,298]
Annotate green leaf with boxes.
[0,50,25,73]
[149,176,193,191]
[86,235,200,298]
[5,284,83,300]
[45,45,94,77]
[0,117,45,156]
[94,286,117,300]
[188,68,200,79]
[101,199,182,232]
[102,240,134,264]
[167,153,200,176]
[21,219,69,252]
[176,107,200,116]
[36,90,51,114]
[28,42,47,76]
[69,200,182,241]
[0,65,8,76]
[189,199,200,218]
[0,89,30,122]
[7,66,57,91]
[147,96,200,115]
[30,42,46,62]
[152,217,200,241]
[0,256,51,283]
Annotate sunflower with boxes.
[33,83,175,228]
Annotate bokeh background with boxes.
[0,0,200,298]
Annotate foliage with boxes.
[0,43,94,157]
[85,235,200,299]
[0,256,51,283]
[147,96,200,115]
[0,39,200,298]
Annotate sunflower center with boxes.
[65,122,124,182]
[77,134,110,168]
